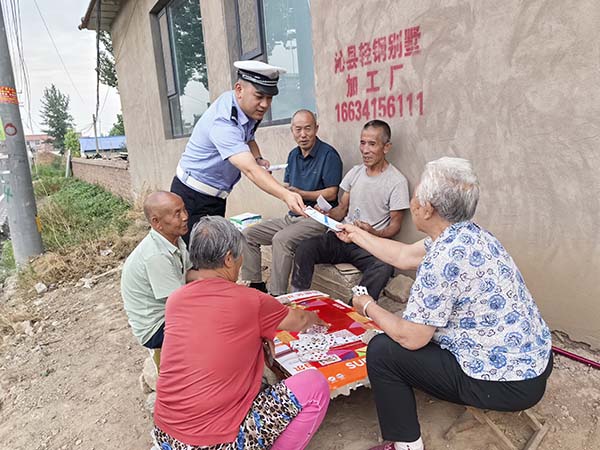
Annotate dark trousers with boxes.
[366,334,554,442]
[291,231,394,300]
[170,176,226,245]
[142,323,165,349]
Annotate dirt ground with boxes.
[0,270,599,450]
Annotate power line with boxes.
[1,0,34,132]
[99,85,111,116]
[32,0,86,104]
[7,0,33,132]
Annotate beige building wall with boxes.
[110,0,599,347]
[309,0,600,347]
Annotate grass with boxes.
[39,179,131,251]
[0,157,148,292]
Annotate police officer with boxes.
[171,60,306,243]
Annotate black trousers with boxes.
[366,334,553,442]
[291,231,394,300]
[142,323,165,349]
[170,176,226,245]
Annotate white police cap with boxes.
[234,60,287,96]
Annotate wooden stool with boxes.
[445,406,549,450]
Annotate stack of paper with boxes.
[229,212,261,231]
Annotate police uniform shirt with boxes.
[178,90,259,193]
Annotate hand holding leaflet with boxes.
[316,195,333,212]
[305,206,342,231]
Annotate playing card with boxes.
[352,285,369,296]
[316,195,333,212]
[330,330,362,346]
[302,324,329,335]
[298,350,329,362]
[316,354,342,365]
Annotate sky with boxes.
[2,0,121,137]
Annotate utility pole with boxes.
[0,6,44,265]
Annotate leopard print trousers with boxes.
[153,380,302,450]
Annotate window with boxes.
[236,0,316,123]
[157,0,210,137]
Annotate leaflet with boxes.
[305,206,342,231]
[268,163,288,171]
[316,195,333,212]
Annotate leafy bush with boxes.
[39,178,131,251]
[33,176,69,197]
[32,157,64,180]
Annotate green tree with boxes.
[40,84,75,153]
[99,31,118,89]
[64,129,81,157]
[170,0,208,91]
[109,114,125,136]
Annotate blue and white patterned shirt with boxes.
[403,221,552,381]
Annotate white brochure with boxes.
[268,163,288,171]
[305,206,342,231]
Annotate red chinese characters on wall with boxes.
[334,26,421,74]
[333,25,424,123]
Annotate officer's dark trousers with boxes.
[366,334,553,442]
[291,231,394,300]
[170,176,226,245]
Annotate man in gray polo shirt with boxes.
[291,120,410,301]
[121,191,195,350]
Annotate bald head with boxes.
[142,191,189,243]
[143,191,179,222]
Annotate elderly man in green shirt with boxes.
[121,191,197,354]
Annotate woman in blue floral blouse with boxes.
[337,157,552,450]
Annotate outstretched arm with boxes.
[336,223,426,271]
[229,151,307,217]
[277,307,328,332]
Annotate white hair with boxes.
[415,157,480,223]
[189,216,245,269]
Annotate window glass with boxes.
[237,0,261,58]
[261,0,315,121]
[158,0,210,137]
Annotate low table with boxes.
[273,290,381,398]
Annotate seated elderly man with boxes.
[121,191,195,352]
[153,216,330,450]
[291,119,409,301]
[338,157,553,450]
[242,109,343,295]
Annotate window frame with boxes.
[235,0,315,127]
[234,0,265,60]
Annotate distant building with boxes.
[78,136,127,157]
[25,134,54,153]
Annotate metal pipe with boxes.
[552,345,600,370]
